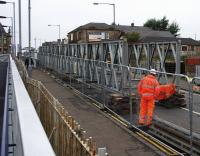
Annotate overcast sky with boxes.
[0,0,199,48]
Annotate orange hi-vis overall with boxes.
[137,75,159,126]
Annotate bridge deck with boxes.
[155,94,200,134]
[31,69,159,156]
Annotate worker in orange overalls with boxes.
[137,69,159,128]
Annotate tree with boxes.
[167,22,180,37]
[159,16,169,31]
[124,32,140,42]
[143,16,180,36]
[144,18,159,30]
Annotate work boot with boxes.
[138,125,150,131]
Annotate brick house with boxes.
[68,23,121,43]
[0,23,11,54]
[178,38,200,56]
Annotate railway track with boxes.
[41,69,198,156]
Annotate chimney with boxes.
[131,23,134,27]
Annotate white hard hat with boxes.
[150,69,156,75]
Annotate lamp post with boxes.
[28,0,32,75]
[48,24,61,40]
[93,2,115,26]
[0,16,14,54]
[18,0,22,58]
[0,1,16,55]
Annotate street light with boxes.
[48,24,61,40]
[18,0,22,58]
[93,2,115,26]
[0,16,6,18]
[0,1,16,55]
[28,0,32,75]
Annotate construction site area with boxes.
[2,0,200,155]
[1,40,199,156]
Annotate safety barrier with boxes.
[15,59,100,156]
[0,54,9,156]
[190,77,200,156]
[7,56,55,156]
[37,52,200,155]
[37,40,200,155]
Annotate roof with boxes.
[140,36,178,43]
[69,22,115,33]
[115,25,174,39]
[178,38,200,46]
[69,22,174,38]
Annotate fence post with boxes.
[82,59,85,94]
[189,79,193,156]
[128,67,133,123]
[122,41,128,88]
[101,62,106,108]
[69,57,72,85]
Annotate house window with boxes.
[105,32,109,39]
[182,46,187,51]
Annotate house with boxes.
[68,22,175,43]
[68,23,120,43]
[178,38,200,56]
[0,23,11,54]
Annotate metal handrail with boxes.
[9,56,55,156]
[0,55,9,156]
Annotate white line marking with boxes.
[181,107,200,116]
[181,89,200,96]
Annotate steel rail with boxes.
[49,70,185,156]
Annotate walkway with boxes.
[32,69,158,156]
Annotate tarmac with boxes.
[31,69,159,156]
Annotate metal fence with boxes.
[15,59,100,156]
[37,46,200,155]
[190,77,200,155]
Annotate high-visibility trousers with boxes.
[139,96,155,126]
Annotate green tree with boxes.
[159,16,169,31]
[167,22,180,37]
[143,16,180,36]
[144,18,158,30]
[125,32,140,42]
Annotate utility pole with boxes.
[28,0,32,75]
[18,0,22,58]
[12,2,16,55]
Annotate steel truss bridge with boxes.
[38,40,200,156]
[39,40,181,91]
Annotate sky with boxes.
[0,0,199,48]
